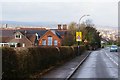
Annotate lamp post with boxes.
[78,14,90,45]
[78,15,90,31]
[77,15,90,55]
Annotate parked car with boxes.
[110,45,118,52]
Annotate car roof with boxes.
[111,45,117,46]
[111,45,118,47]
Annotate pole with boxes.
[77,15,90,55]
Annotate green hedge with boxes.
[58,46,75,61]
[17,47,59,75]
[1,47,18,78]
[73,45,86,56]
[2,46,85,78]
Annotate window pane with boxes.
[16,35,20,38]
[54,40,58,46]
[42,40,46,46]
[15,34,21,39]
[48,37,52,46]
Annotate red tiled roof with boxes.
[0,37,13,43]
[26,34,36,44]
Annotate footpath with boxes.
[34,51,91,79]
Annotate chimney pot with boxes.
[58,24,62,30]
[63,24,67,30]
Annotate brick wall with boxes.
[39,30,61,46]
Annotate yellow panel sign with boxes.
[76,32,82,41]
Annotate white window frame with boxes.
[15,34,22,39]
[48,36,52,46]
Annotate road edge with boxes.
[65,51,91,80]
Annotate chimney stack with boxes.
[63,24,67,30]
[58,24,62,30]
[5,24,7,28]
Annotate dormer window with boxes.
[15,34,22,39]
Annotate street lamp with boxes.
[78,15,90,31]
[78,15,90,44]
[77,15,90,55]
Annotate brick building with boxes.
[0,24,68,47]
[39,30,61,46]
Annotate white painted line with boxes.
[105,52,118,66]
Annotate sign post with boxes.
[76,32,82,55]
[76,32,82,42]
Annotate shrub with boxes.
[79,45,86,53]
[58,46,75,61]
[16,47,59,76]
[16,48,30,77]
[73,45,86,56]
[2,45,86,78]
[73,46,79,55]
[2,47,18,78]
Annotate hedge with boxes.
[16,47,59,76]
[1,47,18,79]
[58,46,75,61]
[2,46,86,79]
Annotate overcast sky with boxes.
[1,0,119,27]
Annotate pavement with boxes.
[40,51,91,78]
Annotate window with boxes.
[1,44,4,47]
[10,44,15,47]
[15,34,21,39]
[48,36,52,46]
[17,43,21,47]
[54,40,58,46]
[42,39,46,46]
[22,43,25,47]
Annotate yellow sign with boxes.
[76,32,82,41]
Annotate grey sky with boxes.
[1,0,119,27]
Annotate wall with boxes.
[39,30,61,46]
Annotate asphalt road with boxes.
[71,47,119,79]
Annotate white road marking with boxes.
[107,51,118,62]
[105,52,118,66]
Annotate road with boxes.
[71,47,119,79]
